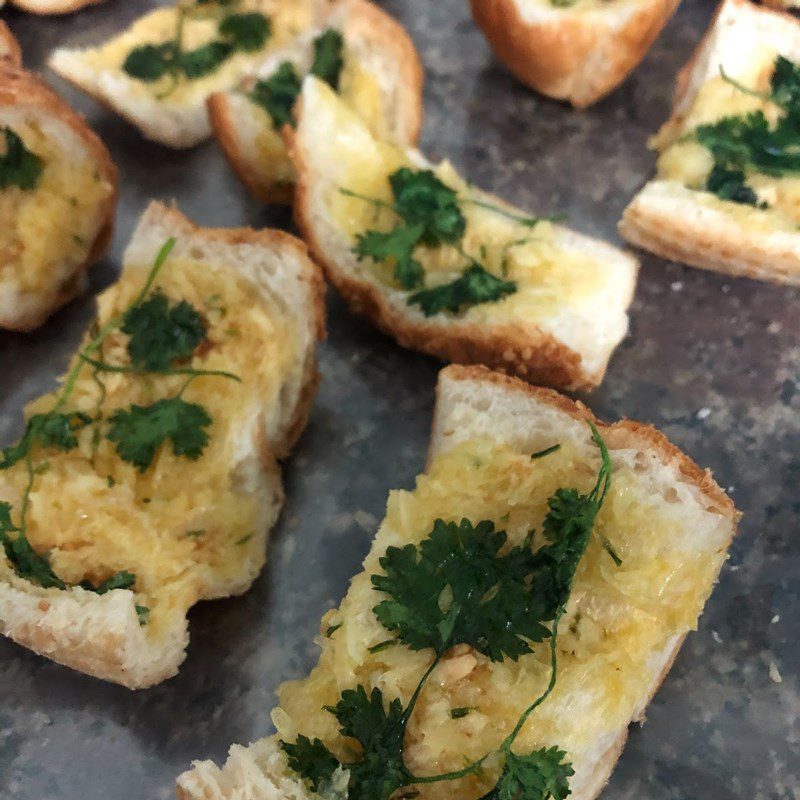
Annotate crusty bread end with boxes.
[469,0,680,107]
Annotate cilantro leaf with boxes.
[122,42,176,82]
[121,291,207,372]
[325,685,410,800]
[280,735,340,793]
[180,40,234,79]
[373,518,552,660]
[354,224,425,289]
[0,502,66,589]
[705,164,762,207]
[409,265,516,316]
[0,412,90,470]
[770,55,800,109]
[80,570,136,594]
[390,168,466,246]
[219,12,271,52]
[107,398,212,471]
[136,604,150,626]
[480,747,574,800]
[249,62,303,129]
[311,28,344,89]
[0,127,44,191]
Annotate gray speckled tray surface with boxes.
[0,1,798,798]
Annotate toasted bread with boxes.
[620,0,800,285]
[288,77,638,392]
[0,22,22,66]
[48,0,326,149]
[208,0,423,204]
[0,201,325,689]
[0,41,118,331]
[176,363,738,800]
[6,0,107,14]
[469,0,680,108]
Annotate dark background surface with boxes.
[0,1,798,798]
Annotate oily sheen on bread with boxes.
[0,202,325,689]
[469,0,680,107]
[48,0,326,148]
[175,364,738,800]
[289,77,638,392]
[0,38,118,331]
[620,0,800,285]
[208,0,423,204]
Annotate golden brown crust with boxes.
[469,0,680,107]
[287,120,603,393]
[9,0,107,14]
[437,364,740,520]
[0,63,119,331]
[0,22,22,67]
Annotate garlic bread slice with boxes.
[0,47,117,331]
[289,77,638,392]
[469,0,680,108]
[0,201,325,688]
[49,0,325,148]
[208,0,423,204]
[6,0,107,15]
[621,0,800,285]
[176,364,737,800]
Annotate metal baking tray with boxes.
[0,1,796,797]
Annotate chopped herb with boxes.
[450,707,475,719]
[409,265,516,317]
[310,28,344,89]
[180,40,233,79]
[183,529,205,539]
[107,476,116,488]
[532,444,561,460]
[367,639,398,654]
[0,412,90,470]
[480,747,574,800]
[122,42,176,82]
[235,532,254,545]
[281,735,341,794]
[705,164,762,207]
[107,398,212,472]
[325,622,342,638]
[0,127,44,191]
[121,291,207,372]
[218,12,270,52]
[354,223,425,289]
[135,604,150,626]
[0,502,65,589]
[80,570,136,594]
[249,62,303,129]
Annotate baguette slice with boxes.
[620,0,800,285]
[208,0,423,204]
[48,0,326,148]
[6,0,107,14]
[0,47,118,331]
[289,77,638,392]
[176,363,738,800]
[0,201,325,688]
[469,0,680,108]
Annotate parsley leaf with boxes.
[0,501,65,589]
[770,55,800,109]
[0,412,90,470]
[122,43,176,82]
[390,168,466,246]
[80,570,136,594]
[107,398,212,471]
[0,127,44,191]
[121,291,207,372]
[373,518,552,660]
[705,164,761,207]
[409,265,516,317]
[479,747,574,800]
[354,224,425,289]
[180,40,234,79]
[310,28,344,89]
[281,735,340,793]
[249,62,303,129]
[219,12,271,52]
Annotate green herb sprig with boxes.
[248,28,344,129]
[281,425,618,800]
[0,127,44,191]
[0,237,238,611]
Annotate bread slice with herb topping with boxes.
[288,77,638,392]
[468,0,680,108]
[176,363,738,800]
[620,0,800,285]
[48,0,326,148]
[0,201,325,688]
[208,0,423,204]
[0,36,118,331]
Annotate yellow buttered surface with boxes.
[0,122,113,295]
[316,82,607,323]
[80,0,315,106]
[0,252,297,635]
[653,48,800,228]
[272,440,728,797]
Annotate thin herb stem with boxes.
[78,354,240,383]
[461,198,563,228]
[338,188,396,211]
[720,66,775,106]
